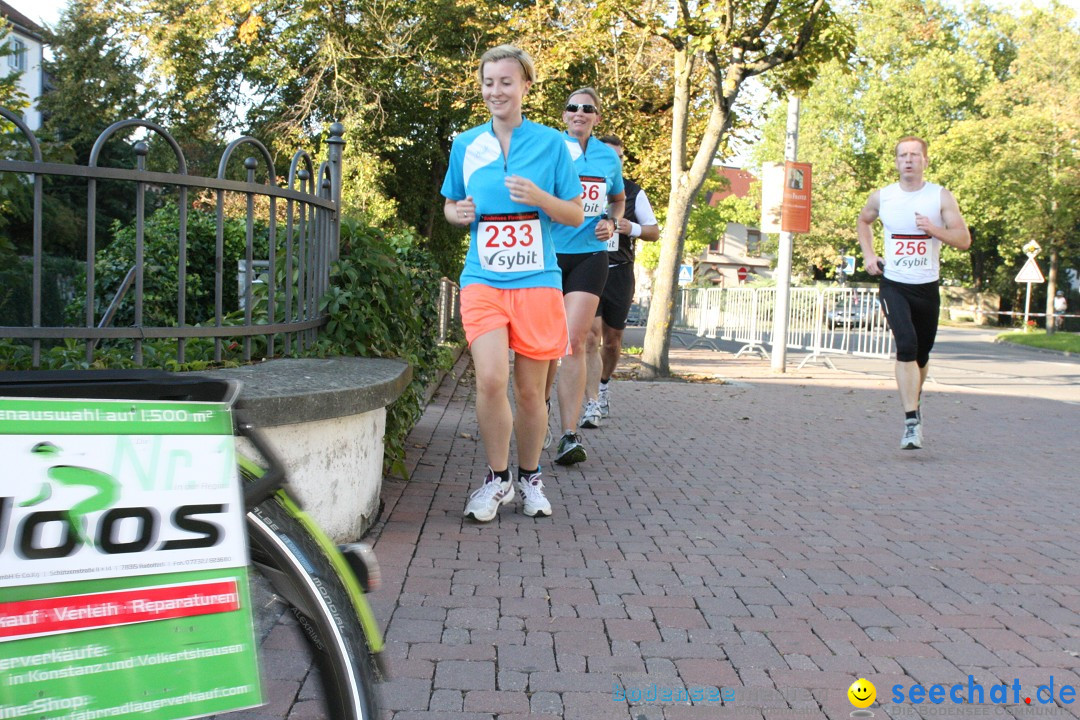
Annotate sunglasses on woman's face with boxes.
[565,103,597,114]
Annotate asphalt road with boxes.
[622,324,1080,405]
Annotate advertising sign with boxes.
[781,161,812,233]
[0,398,262,720]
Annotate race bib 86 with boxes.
[580,176,607,217]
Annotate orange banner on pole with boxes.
[781,161,812,233]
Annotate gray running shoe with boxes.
[579,399,602,429]
[597,386,610,418]
[516,471,552,517]
[554,432,587,465]
[901,419,923,450]
[464,469,515,521]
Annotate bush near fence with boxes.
[315,219,457,478]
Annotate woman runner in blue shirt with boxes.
[442,45,584,522]
[546,88,625,467]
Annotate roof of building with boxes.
[1,1,45,41]
[709,166,759,205]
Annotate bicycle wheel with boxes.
[214,495,380,720]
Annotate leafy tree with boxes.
[935,3,1079,327]
[592,0,855,378]
[754,0,988,283]
[1,22,31,254]
[751,0,1079,322]
[17,0,150,259]
[638,170,759,270]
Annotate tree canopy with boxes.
[754,0,1079,316]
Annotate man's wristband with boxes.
[628,222,641,238]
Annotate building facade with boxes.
[695,166,772,286]
[2,1,45,131]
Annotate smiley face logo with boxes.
[848,678,876,708]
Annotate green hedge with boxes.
[65,202,252,327]
[0,255,82,327]
[315,219,455,477]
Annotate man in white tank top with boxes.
[857,136,971,450]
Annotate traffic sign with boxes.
[737,266,749,282]
[841,255,856,275]
[1023,240,1041,258]
[678,264,693,285]
[1015,257,1045,284]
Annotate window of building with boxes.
[708,237,723,254]
[746,229,762,258]
[8,38,26,71]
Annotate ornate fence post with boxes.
[326,123,346,263]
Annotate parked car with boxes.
[625,303,646,326]
[826,296,872,328]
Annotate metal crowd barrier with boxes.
[675,286,895,367]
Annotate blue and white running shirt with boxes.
[441,118,583,290]
[551,133,625,255]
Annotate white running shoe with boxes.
[597,386,610,418]
[464,469,515,522]
[901,419,923,450]
[516,471,552,517]
[579,399,602,429]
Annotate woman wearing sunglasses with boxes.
[547,88,626,467]
[441,45,584,522]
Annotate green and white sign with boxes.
[0,397,262,719]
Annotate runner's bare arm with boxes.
[504,175,584,227]
[595,192,626,241]
[444,197,476,227]
[857,190,883,275]
[916,188,971,250]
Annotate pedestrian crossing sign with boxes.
[1014,257,1045,284]
[678,264,693,285]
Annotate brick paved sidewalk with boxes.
[366,350,1080,720]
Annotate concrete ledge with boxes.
[206,357,412,428]
[206,357,411,542]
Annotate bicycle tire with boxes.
[213,495,380,720]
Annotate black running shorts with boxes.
[596,262,635,330]
[878,276,940,367]
[557,251,608,297]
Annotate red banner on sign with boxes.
[781,161,812,233]
[0,580,240,641]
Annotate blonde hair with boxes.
[895,135,928,157]
[566,87,602,113]
[478,45,536,84]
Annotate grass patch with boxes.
[996,330,1080,353]
[622,345,644,354]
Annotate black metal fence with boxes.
[0,107,343,367]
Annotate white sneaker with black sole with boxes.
[516,471,552,517]
[463,468,515,522]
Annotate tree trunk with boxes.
[1045,246,1059,334]
[639,49,736,379]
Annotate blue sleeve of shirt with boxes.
[554,139,584,202]
[440,138,465,200]
[610,162,625,197]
